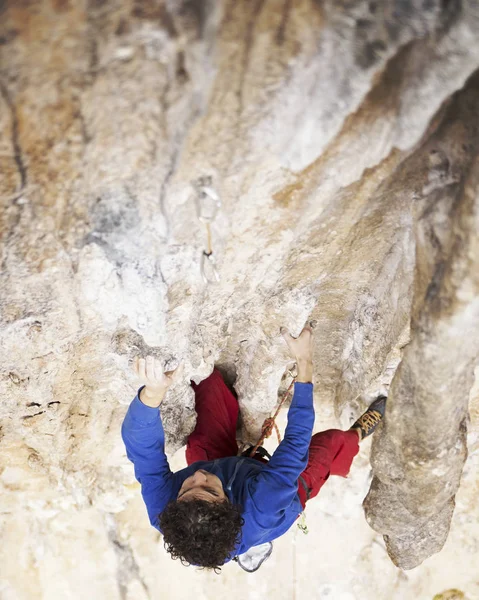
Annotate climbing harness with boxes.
[241,445,271,461]
[193,177,221,284]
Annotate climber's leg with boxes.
[297,429,360,508]
[186,369,239,465]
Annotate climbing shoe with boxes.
[351,395,387,440]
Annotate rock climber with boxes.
[121,323,387,570]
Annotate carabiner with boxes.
[195,185,221,224]
[200,250,220,284]
[297,512,309,534]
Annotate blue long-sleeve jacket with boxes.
[121,382,314,559]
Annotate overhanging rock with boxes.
[363,73,479,570]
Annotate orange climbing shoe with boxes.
[351,395,387,440]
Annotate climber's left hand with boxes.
[135,355,184,407]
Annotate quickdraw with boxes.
[193,177,221,284]
[297,511,309,535]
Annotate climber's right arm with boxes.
[246,324,315,520]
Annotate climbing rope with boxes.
[249,375,296,458]
[193,177,221,284]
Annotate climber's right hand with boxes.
[280,323,313,362]
[134,355,184,408]
[280,323,314,383]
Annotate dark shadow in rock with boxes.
[214,362,238,398]
[214,362,249,446]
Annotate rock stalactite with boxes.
[363,73,479,569]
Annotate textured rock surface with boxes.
[1,1,479,598]
[363,75,479,569]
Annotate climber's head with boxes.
[177,468,226,502]
[159,470,244,569]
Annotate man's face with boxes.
[177,469,227,502]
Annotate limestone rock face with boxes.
[363,74,479,569]
[1,1,479,598]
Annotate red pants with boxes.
[186,370,360,509]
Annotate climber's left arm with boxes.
[121,387,174,527]
[121,356,183,528]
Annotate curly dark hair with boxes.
[159,499,244,569]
